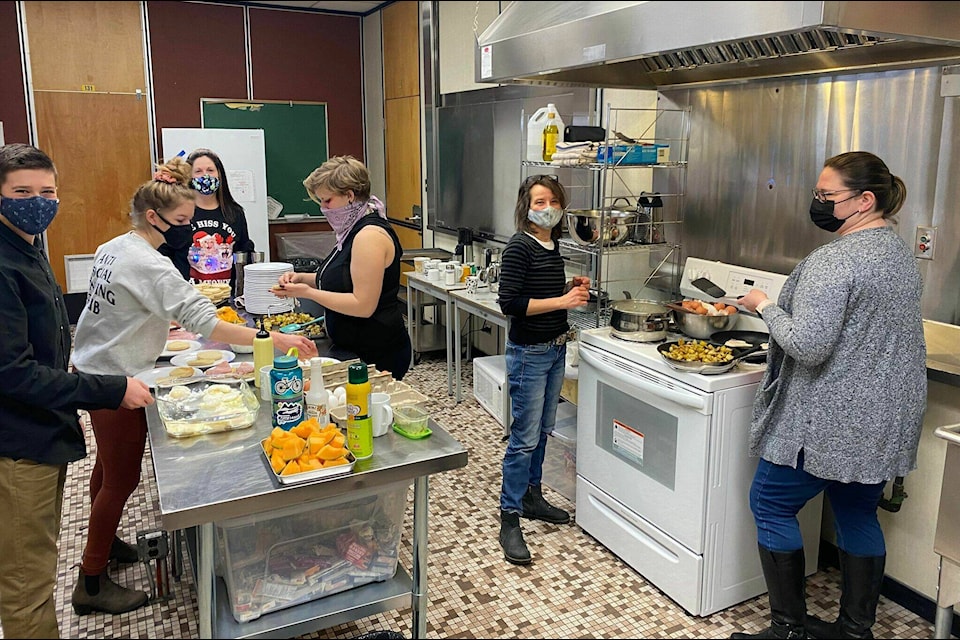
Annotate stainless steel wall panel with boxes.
[662,66,960,323]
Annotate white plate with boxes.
[134,366,200,389]
[158,339,201,359]
[298,356,341,371]
[170,350,236,369]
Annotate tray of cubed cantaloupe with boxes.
[261,418,355,485]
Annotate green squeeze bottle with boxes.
[345,362,373,459]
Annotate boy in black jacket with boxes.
[0,143,154,639]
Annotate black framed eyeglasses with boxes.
[811,188,861,204]
[523,174,560,186]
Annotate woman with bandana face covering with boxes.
[0,144,154,639]
[273,156,412,379]
[159,148,254,292]
[730,152,926,640]
[493,175,589,566]
[70,157,315,617]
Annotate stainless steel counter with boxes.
[145,354,468,639]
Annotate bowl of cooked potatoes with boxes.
[670,298,739,339]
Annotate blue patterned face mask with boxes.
[0,196,60,234]
[191,175,220,195]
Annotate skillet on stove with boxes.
[711,330,770,363]
[657,340,763,375]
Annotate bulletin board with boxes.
[201,99,329,216]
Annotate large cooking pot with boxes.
[566,209,637,247]
[609,298,672,342]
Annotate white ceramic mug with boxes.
[465,275,480,294]
[370,392,394,437]
[259,365,273,401]
[426,268,440,282]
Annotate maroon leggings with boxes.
[80,407,147,575]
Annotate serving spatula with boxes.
[279,316,324,334]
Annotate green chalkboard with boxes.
[201,99,328,216]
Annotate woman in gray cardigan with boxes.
[731,152,926,640]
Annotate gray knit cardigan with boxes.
[750,227,927,484]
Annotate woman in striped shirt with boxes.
[496,175,590,565]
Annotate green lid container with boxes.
[348,362,368,384]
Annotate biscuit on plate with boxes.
[197,350,222,360]
[166,340,190,352]
[169,367,195,378]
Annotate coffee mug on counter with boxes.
[414,256,428,273]
[426,268,440,282]
[259,365,273,401]
[370,392,394,437]
[465,275,480,294]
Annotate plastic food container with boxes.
[155,378,259,438]
[393,405,429,435]
[215,482,408,623]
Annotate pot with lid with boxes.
[609,297,672,342]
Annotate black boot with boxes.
[499,510,531,565]
[806,551,885,639]
[521,484,570,524]
[731,546,807,639]
[72,567,149,615]
[109,536,141,564]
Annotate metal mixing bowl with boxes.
[671,306,739,339]
[565,209,636,247]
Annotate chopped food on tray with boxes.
[664,339,734,363]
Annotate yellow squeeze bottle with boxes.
[252,320,274,388]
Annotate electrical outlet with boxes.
[915,225,936,260]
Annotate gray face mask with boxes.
[528,206,563,229]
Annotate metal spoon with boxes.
[279,316,324,334]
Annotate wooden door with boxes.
[25,1,151,289]
[381,1,422,251]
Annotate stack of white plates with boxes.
[243,262,295,315]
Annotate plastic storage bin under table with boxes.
[541,401,577,504]
[473,355,511,438]
[215,481,409,623]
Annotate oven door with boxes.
[578,342,713,553]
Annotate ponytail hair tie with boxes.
[153,171,178,184]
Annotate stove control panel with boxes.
[681,258,789,302]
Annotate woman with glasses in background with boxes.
[495,174,590,565]
[730,152,926,640]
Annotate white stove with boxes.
[580,327,764,392]
[574,258,821,617]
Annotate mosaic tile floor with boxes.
[4,353,937,639]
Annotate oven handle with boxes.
[580,345,708,411]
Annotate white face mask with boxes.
[528,206,563,229]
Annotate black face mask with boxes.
[152,212,193,250]
[809,198,845,232]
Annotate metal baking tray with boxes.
[260,438,356,485]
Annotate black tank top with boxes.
[316,214,406,354]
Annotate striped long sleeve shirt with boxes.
[497,232,569,345]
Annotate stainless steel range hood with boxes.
[476,1,960,89]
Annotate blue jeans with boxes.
[750,452,886,556]
[500,339,566,514]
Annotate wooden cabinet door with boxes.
[381,1,420,100]
[382,2,422,251]
[25,1,151,289]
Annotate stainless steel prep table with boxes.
[146,375,467,639]
[405,271,466,396]
[450,287,509,403]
